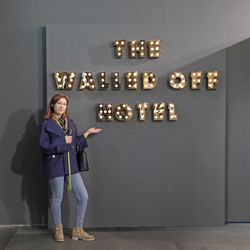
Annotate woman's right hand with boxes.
[65,136,72,144]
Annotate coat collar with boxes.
[45,117,65,136]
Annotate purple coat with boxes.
[39,117,88,180]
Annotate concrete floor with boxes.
[2,224,250,250]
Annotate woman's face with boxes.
[54,98,67,116]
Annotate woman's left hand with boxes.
[85,127,102,137]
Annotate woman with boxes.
[39,94,101,242]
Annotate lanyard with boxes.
[53,116,72,191]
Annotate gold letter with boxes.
[169,72,187,89]
[136,103,149,121]
[126,71,138,89]
[97,103,113,121]
[142,72,157,89]
[54,72,75,90]
[79,72,96,90]
[168,103,177,120]
[98,72,109,90]
[190,71,202,89]
[207,70,219,89]
[115,103,133,121]
[152,102,165,120]
[129,40,145,58]
[113,39,126,58]
[148,40,161,58]
[112,72,121,90]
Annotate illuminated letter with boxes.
[152,102,165,120]
[115,103,133,121]
[98,72,109,90]
[142,72,157,89]
[190,71,202,89]
[79,72,96,90]
[148,40,161,58]
[112,72,121,90]
[169,72,187,89]
[54,72,75,90]
[97,103,113,121]
[168,103,177,120]
[129,40,145,58]
[207,70,219,89]
[113,39,126,58]
[126,71,138,89]
[136,103,149,121]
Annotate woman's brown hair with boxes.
[44,94,71,120]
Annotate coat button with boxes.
[52,155,55,158]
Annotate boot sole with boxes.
[72,236,95,241]
[55,239,64,242]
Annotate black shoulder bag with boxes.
[76,145,89,172]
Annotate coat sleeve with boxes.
[39,122,68,154]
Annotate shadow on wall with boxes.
[0,109,48,225]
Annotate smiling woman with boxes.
[39,94,102,243]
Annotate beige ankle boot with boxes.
[55,224,64,242]
[72,226,95,241]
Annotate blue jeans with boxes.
[49,173,88,227]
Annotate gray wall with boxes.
[0,0,250,226]
[47,24,226,227]
[226,39,250,222]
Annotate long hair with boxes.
[44,94,71,120]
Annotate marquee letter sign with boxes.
[53,38,221,123]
